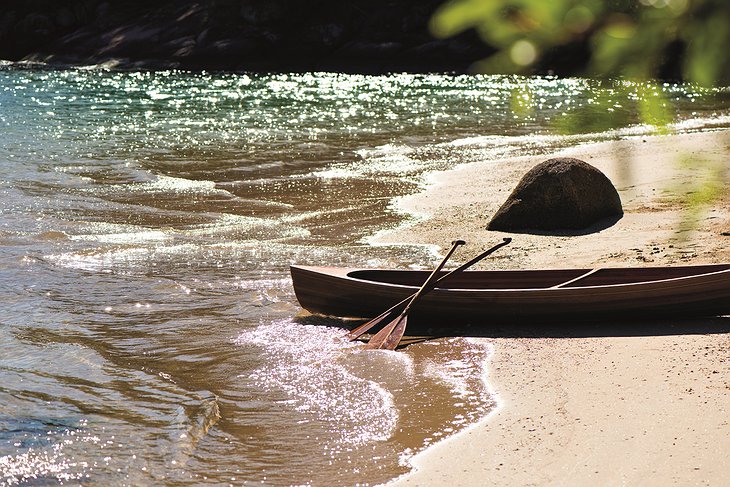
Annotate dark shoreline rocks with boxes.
[488,157,624,233]
[0,0,496,73]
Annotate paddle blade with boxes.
[363,313,405,349]
[380,315,408,350]
[345,306,402,341]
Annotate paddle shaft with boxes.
[364,239,465,349]
[346,237,512,341]
[403,240,466,313]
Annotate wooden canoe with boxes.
[290,263,730,323]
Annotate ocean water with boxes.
[1,66,729,486]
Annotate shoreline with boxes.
[378,129,730,486]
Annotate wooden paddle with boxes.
[363,239,466,350]
[346,237,512,342]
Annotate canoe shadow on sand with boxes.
[294,314,730,344]
[423,315,730,340]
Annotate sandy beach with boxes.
[379,129,730,486]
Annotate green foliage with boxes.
[674,155,728,235]
[683,13,730,87]
[636,83,674,131]
[509,83,534,118]
[431,0,730,86]
[550,80,676,135]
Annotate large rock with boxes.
[488,157,623,232]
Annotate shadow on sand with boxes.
[295,313,730,346]
[491,214,623,237]
[418,315,730,339]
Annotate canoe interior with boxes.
[347,263,730,290]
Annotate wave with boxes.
[234,319,399,447]
[125,175,218,194]
[304,113,730,185]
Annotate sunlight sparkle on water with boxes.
[235,320,399,448]
[1,428,98,485]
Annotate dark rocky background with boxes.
[0,0,505,72]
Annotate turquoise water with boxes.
[1,66,729,486]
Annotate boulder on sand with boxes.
[487,157,623,232]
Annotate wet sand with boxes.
[378,130,730,486]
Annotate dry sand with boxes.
[378,129,730,486]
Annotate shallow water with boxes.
[1,67,729,486]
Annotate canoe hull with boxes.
[290,264,730,324]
